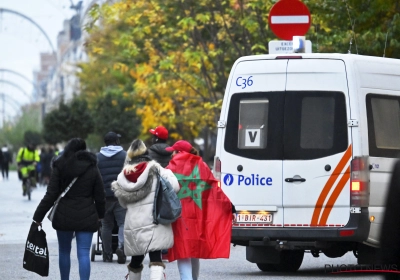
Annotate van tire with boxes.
[256,263,276,272]
[273,250,304,272]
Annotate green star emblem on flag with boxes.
[175,164,212,209]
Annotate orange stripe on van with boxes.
[318,166,351,225]
[310,145,352,226]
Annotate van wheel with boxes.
[274,250,304,272]
[256,263,276,272]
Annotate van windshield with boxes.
[225,91,348,160]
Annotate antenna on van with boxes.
[345,0,358,54]
[383,17,395,57]
[383,31,389,58]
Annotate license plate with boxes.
[236,213,273,223]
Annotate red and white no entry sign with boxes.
[268,0,312,40]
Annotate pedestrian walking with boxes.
[165,140,234,280]
[148,125,172,261]
[0,148,3,178]
[1,144,12,180]
[36,148,44,185]
[40,147,54,186]
[111,139,179,280]
[32,138,106,280]
[96,131,127,263]
[148,126,172,168]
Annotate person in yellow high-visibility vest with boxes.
[16,143,40,196]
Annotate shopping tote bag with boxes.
[23,222,49,277]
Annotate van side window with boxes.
[284,91,348,160]
[225,92,284,160]
[367,94,400,157]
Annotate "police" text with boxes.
[238,174,272,186]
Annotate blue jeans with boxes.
[177,258,200,280]
[57,230,93,280]
[101,200,126,253]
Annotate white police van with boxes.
[213,53,400,271]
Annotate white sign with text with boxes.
[269,40,312,54]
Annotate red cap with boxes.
[149,126,168,140]
[165,140,192,153]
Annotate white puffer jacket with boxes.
[111,160,179,256]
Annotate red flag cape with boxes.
[166,152,232,262]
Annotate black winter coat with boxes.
[33,150,106,232]
[97,149,126,198]
[148,143,172,168]
[1,150,11,165]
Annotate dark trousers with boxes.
[129,251,162,269]
[1,163,9,179]
[101,200,126,254]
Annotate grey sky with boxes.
[0,0,75,119]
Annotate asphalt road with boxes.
[0,171,385,279]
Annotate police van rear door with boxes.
[221,59,287,227]
[283,58,351,227]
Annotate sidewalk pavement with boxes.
[0,171,181,279]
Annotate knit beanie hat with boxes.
[127,139,147,160]
[124,162,148,183]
